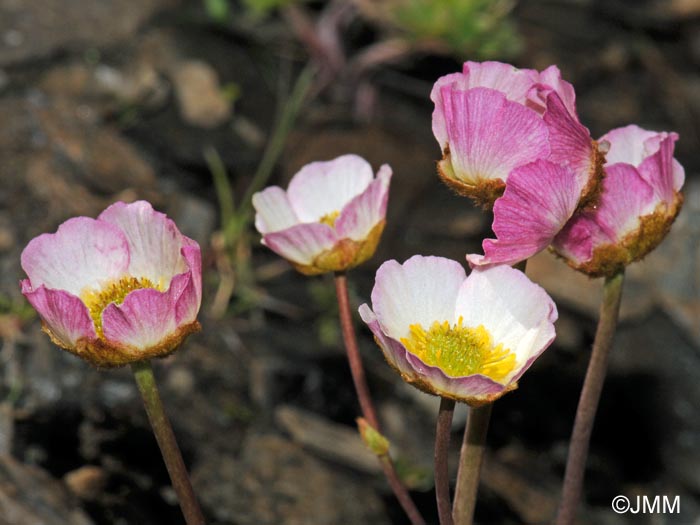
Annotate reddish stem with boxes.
[335,272,380,429]
[556,271,625,524]
[334,272,426,525]
[435,397,455,525]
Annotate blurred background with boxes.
[0,0,698,523]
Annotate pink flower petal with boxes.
[551,161,656,265]
[165,271,198,326]
[287,155,374,223]
[252,186,299,234]
[551,214,606,267]
[431,72,470,150]
[262,223,338,266]
[102,287,178,352]
[461,61,539,103]
[672,158,686,193]
[431,62,553,152]
[468,160,580,267]
[98,201,187,287]
[21,281,96,347]
[637,133,681,204]
[371,256,466,341]
[600,124,661,166]
[180,238,202,315]
[542,90,595,196]
[335,165,391,241]
[358,304,415,377]
[21,217,129,296]
[531,65,577,117]
[438,87,550,184]
[591,163,654,240]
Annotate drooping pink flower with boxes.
[551,125,684,277]
[20,201,202,367]
[359,256,557,406]
[431,61,604,209]
[253,154,391,275]
[467,159,581,267]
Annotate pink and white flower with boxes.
[253,154,391,275]
[359,256,557,406]
[20,201,202,367]
[431,61,604,209]
[551,125,684,277]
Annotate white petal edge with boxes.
[335,165,392,241]
[21,217,130,296]
[455,265,557,380]
[287,154,374,223]
[252,186,300,234]
[371,255,467,341]
[98,201,187,287]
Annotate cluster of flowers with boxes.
[17,59,684,525]
[19,60,683,410]
[253,61,684,405]
[434,62,684,277]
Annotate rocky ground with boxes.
[0,0,698,524]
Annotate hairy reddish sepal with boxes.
[577,139,608,211]
[437,157,506,210]
[43,320,201,368]
[292,220,386,275]
[556,196,683,278]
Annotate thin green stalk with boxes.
[131,361,205,525]
[452,403,493,525]
[556,271,625,524]
[234,65,315,234]
[207,66,314,306]
[334,272,426,525]
[204,146,236,231]
[435,397,455,525]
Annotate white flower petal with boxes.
[372,255,466,340]
[98,201,186,286]
[600,125,660,166]
[21,217,129,296]
[287,155,374,222]
[252,186,300,234]
[455,265,557,369]
[262,223,338,266]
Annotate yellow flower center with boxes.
[400,317,516,382]
[80,276,162,337]
[319,210,340,227]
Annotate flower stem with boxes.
[334,272,379,429]
[334,272,426,525]
[131,360,205,525]
[556,271,625,525]
[435,397,455,525]
[452,403,493,525]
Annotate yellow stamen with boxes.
[400,317,516,383]
[81,276,162,337]
[319,210,340,227]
